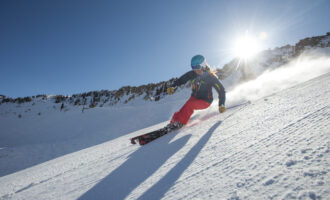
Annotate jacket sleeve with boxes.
[171,70,196,87]
[211,76,226,106]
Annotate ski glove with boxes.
[167,87,175,95]
[219,105,226,113]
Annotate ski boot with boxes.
[164,121,184,132]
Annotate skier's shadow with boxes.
[78,121,221,200]
[78,128,191,200]
[138,121,221,199]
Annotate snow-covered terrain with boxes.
[1,48,330,199]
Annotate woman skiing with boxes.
[166,55,226,130]
[130,55,226,145]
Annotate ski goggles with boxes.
[191,60,208,70]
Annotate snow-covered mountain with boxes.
[1,33,329,110]
[0,33,330,200]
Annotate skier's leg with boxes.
[171,98,194,125]
[171,97,210,125]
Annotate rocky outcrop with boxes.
[294,32,330,56]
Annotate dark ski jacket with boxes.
[171,70,226,106]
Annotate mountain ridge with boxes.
[1,33,329,109]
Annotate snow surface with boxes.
[0,51,330,199]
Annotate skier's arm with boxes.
[171,70,196,87]
[211,76,226,106]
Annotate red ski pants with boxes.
[171,96,211,125]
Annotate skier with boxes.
[166,55,226,130]
[130,55,226,145]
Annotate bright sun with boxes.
[233,35,261,59]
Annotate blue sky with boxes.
[1,0,329,98]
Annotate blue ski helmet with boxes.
[191,55,205,70]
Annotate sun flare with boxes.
[233,35,261,59]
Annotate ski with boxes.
[130,125,179,145]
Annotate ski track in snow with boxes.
[0,73,329,200]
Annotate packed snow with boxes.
[0,49,329,199]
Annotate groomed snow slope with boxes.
[0,71,329,199]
